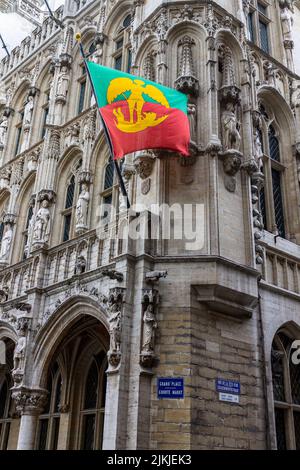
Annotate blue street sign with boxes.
[216,379,241,395]
[157,378,184,399]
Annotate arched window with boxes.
[14,106,25,156]
[258,104,286,238]
[79,353,107,450]
[100,158,116,224]
[63,174,75,242]
[36,362,62,450]
[22,204,34,259]
[0,221,4,247]
[77,43,96,114]
[0,339,15,450]
[113,14,132,73]
[271,331,300,450]
[41,88,50,139]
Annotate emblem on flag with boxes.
[86,61,190,159]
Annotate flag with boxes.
[86,61,190,159]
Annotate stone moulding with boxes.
[194,284,258,318]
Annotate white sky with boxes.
[0,1,64,59]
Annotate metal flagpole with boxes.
[75,33,131,210]
[0,34,10,58]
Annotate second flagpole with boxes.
[75,32,131,210]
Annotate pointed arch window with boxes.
[0,339,15,450]
[14,108,24,156]
[22,203,34,259]
[113,14,132,73]
[100,157,119,226]
[77,43,96,115]
[271,332,300,450]
[62,174,75,242]
[79,353,107,450]
[36,363,62,450]
[258,105,286,239]
[41,89,50,139]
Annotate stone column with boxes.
[12,387,48,450]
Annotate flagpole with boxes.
[75,33,131,210]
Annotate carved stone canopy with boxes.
[175,35,199,97]
[219,85,241,106]
[37,189,56,203]
[59,53,72,69]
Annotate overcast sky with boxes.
[0,1,65,59]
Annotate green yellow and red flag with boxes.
[86,61,190,159]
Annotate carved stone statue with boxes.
[108,303,122,354]
[0,224,13,261]
[0,118,8,146]
[13,335,27,371]
[33,200,51,243]
[56,66,69,98]
[141,304,157,353]
[23,95,34,125]
[188,103,197,142]
[75,184,90,228]
[280,6,294,40]
[75,255,86,275]
[221,103,241,151]
[253,130,263,171]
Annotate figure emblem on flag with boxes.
[107,78,170,133]
[86,61,190,159]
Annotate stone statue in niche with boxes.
[56,66,69,98]
[188,103,197,142]
[280,4,294,40]
[23,95,34,125]
[0,224,13,261]
[33,200,51,243]
[0,117,8,146]
[108,303,122,355]
[253,129,264,171]
[75,184,90,229]
[221,103,241,151]
[141,304,157,353]
[13,334,27,371]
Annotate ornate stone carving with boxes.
[175,35,199,96]
[279,1,294,41]
[143,51,156,82]
[0,116,8,147]
[48,130,60,160]
[145,271,168,283]
[140,288,159,368]
[32,199,51,246]
[56,65,69,103]
[251,172,265,265]
[221,103,241,151]
[102,269,124,282]
[12,387,48,415]
[134,151,156,179]
[23,95,34,126]
[0,223,13,264]
[75,184,90,233]
[218,45,241,106]
[74,255,86,275]
[141,178,151,195]
[107,288,125,368]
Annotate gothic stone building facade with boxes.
[0,0,300,451]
